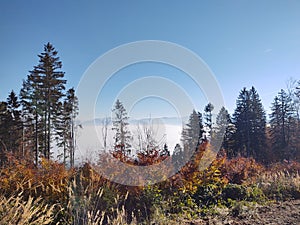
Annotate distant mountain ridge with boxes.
[81,116,188,126]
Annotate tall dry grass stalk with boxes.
[257,170,300,200]
[0,193,56,225]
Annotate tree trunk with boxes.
[35,110,38,165]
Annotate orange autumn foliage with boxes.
[171,142,228,193]
[0,153,74,204]
[221,156,265,184]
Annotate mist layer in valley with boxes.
[75,117,184,164]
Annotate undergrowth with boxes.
[1,146,300,224]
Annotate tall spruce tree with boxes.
[0,91,23,165]
[296,80,300,106]
[172,143,184,171]
[232,88,250,157]
[0,101,9,166]
[112,99,131,155]
[249,87,267,159]
[20,42,66,162]
[20,72,42,164]
[214,106,235,156]
[204,103,214,140]
[55,88,79,167]
[6,91,22,154]
[65,88,79,167]
[181,110,204,155]
[232,87,267,161]
[269,89,297,160]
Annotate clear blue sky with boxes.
[1,0,300,118]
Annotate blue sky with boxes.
[1,0,300,119]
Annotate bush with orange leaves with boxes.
[221,156,265,185]
[97,146,172,188]
[171,142,228,193]
[0,153,74,203]
[161,142,229,211]
[95,147,173,223]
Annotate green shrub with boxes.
[193,183,223,208]
[221,184,266,207]
[222,184,247,201]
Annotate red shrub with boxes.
[221,157,265,184]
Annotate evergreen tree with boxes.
[232,87,267,160]
[20,42,66,162]
[54,101,68,163]
[249,87,267,160]
[55,88,79,167]
[0,101,9,166]
[6,91,22,154]
[0,91,23,165]
[233,88,251,157]
[160,143,170,157]
[213,107,235,156]
[112,99,131,155]
[181,110,204,155]
[20,72,43,164]
[269,89,297,160]
[65,88,79,167]
[296,80,300,103]
[204,103,214,140]
[172,143,184,171]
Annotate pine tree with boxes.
[65,88,79,167]
[172,143,184,171]
[20,72,43,164]
[213,106,235,155]
[204,103,214,140]
[249,87,267,160]
[232,87,267,160]
[161,143,170,157]
[55,88,79,167]
[54,101,67,163]
[233,88,251,157]
[181,110,204,155]
[0,91,23,165]
[269,89,296,160]
[296,80,300,103]
[6,91,22,154]
[112,99,131,155]
[0,101,9,166]
[20,42,66,162]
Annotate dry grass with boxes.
[0,194,56,225]
[0,187,136,225]
[257,170,300,200]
